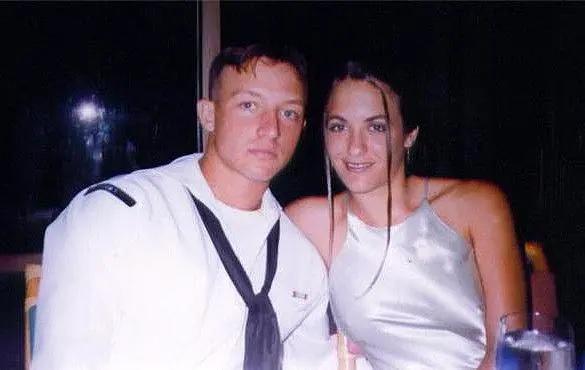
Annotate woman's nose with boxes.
[348,130,366,155]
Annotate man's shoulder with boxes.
[117,153,198,198]
[276,214,329,304]
[55,154,198,224]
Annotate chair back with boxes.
[524,241,558,316]
[24,264,42,370]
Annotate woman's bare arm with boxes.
[464,181,527,369]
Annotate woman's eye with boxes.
[369,121,388,133]
[239,101,257,112]
[327,122,346,132]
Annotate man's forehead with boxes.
[222,58,298,81]
[238,56,277,73]
[215,59,305,100]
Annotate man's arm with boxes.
[32,186,140,370]
[284,200,371,370]
[281,284,336,370]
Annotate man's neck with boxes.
[198,153,268,211]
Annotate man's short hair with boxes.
[208,44,308,100]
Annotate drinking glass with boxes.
[496,311,575,370]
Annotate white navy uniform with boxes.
[32,154,336,370]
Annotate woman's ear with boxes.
[404,126,419,148]
[197,99,215,132]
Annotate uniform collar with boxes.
[162,154,281,253]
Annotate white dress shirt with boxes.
[32,154,337,370]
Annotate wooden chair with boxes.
[336,333,357,370]
[24,263,42,370]
[524,241,558,316]
[0,254,42,370]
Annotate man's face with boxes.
[201,58,305,186]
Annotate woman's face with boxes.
[324,78,415,194]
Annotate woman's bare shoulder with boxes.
[285,194,348,263]
[285,196,329,225]
[425,178,513,240]
[285,196,331,247]
[286,193,348,220]
[427,177,507,205]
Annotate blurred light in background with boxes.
[74,101,104,123]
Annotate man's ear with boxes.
[197,99,215,132]
[404,126,419,148]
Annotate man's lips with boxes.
[249,148,277,159]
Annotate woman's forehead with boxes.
[327,78,400,112]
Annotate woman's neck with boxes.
[347,174,421,227]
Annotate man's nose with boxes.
[258,109,280,138]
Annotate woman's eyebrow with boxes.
[365,114,388,122]
[325,114,347,122]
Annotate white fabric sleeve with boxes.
[282,289,339,370]
[355,357,374,370]
[31,188,141,370]
[281,297,373,370]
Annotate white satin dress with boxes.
[329,189,487,369]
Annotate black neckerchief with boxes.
[191,194,282,370]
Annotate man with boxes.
[32,44,337,370]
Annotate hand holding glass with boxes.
[496,311,575,370]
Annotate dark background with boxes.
[1,1,584,366]
[1,3,199,255]
[1,3,199,368]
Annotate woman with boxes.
[286,62,526,369]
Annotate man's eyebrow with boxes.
[229,89,262,98]
[230,89,304,105]
[229,89,304,106]
[282,98,304,106]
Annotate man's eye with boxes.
[281,109,301,121]
[239,101,257,111]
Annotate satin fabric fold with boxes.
[329,199,486,370]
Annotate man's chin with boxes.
[245,161,287,182]
[244,168,279,185]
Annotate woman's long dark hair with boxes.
[323,61,419,296]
